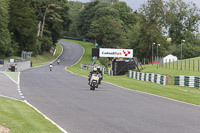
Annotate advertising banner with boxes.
[99,48,133,58]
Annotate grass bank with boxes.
[32,43,62,67]
[142,57,200,77]
[65,39,200,105]
[4,43,62,67]
[0,97,61,133]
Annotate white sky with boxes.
[68,0,200,11]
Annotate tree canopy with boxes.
[0,0,200,60]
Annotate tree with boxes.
[87,16,128,48]
[78,0,108,36]
[98,0,119,4]
[165,0,200,44]
[67,1,85,37]
[0,0,11,57]
[9,0,38,54]
[31,0,71,53]
[112,1,133,26]
[128,0,166,59]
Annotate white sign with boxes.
[99,48,133,58]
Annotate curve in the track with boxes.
[21,40,200,133]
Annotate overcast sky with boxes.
[69,0,200,11]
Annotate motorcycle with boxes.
[49,64,53,71]
[89,74,100,90]
[57,59,60,65]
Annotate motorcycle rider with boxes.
[97,66,103,84]
[57,59,60,65]
[49,63,53,71]
[88,67,98,85]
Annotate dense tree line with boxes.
[0,0,71,58]
[67,0,200,60]
[0,0,200,60]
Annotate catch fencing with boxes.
[129,70,169,85]
[174,76,200,89]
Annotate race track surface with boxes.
[20,40,200,133]
[0,73,21,100]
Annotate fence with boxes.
[174,76,200,89]
[128,70,169,85]
[142,57,200,72]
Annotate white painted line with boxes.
[3,72,18,85]
[24,100,68,133]
[19,71,68,133]
[0,95,67,132]
[0,94,21,101]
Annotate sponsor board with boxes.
[99,48,133,58]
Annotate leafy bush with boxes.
[99,57,109,68]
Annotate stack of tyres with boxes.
[179,76,185,86]
[156,74,161,84]
[160,75,165,85]
[174,76,180,85]
[188,76,195,88]
[154,74,158,83]
[194,77,200,89]
[148,74,152,82]
[184,76,190,87]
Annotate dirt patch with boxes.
[0,125,10,133]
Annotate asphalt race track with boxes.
[20,40,200,133]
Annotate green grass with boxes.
[0,97,61,133]
[3,43,62,67]
[65,39,200,105]
[31,43,62,66]
[0,44,63,132]
[142,57,200,77]
[4,72,19,83]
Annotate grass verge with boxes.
[142,57,200,77]
[0,97,61,133]
[65,39,200,105]
[0,43,63,132]
[4,72,19,83]
[31,43,62,66]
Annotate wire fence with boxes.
[143,57,200,72]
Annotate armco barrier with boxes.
[174,76,200,88]
[129,70,168,85]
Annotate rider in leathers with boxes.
[88,68,98,84]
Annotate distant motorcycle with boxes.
[57,59,60,65]
[89,74,100,90]
[49,64,53,71]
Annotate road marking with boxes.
[0,94,22,101]
[24,100,68,133]
[3,72,18,84]
[3,71,68,133]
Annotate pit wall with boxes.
[128,70,169,85]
